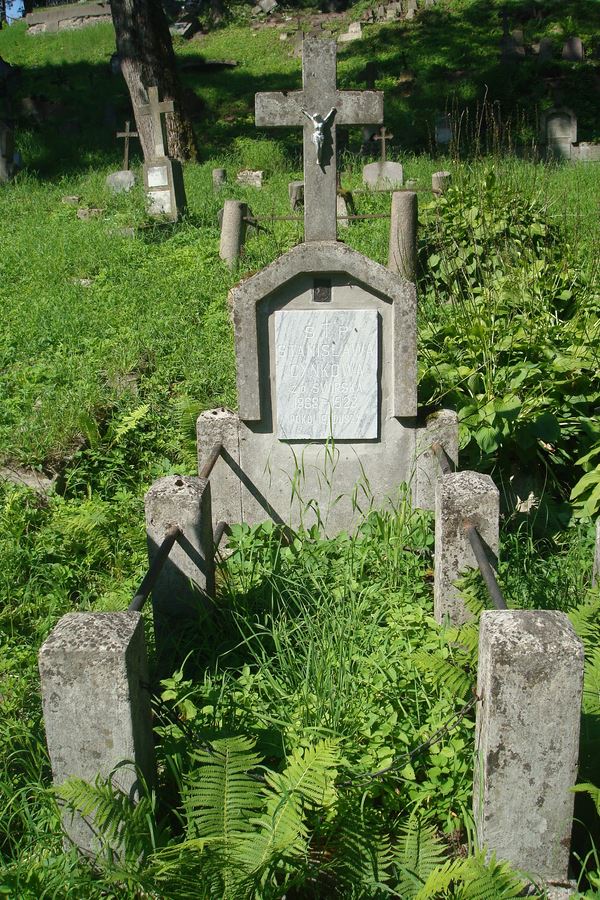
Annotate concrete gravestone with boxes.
[362,126,404,189]
[542,107,577,159]
[138,86,186,220]
[199,38,453,534]
[106,119,138,194]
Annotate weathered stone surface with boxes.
[336,192,349,227]
[106,170,136,194]
[388,190,417,280]
[275,309,379,439]
[542,108,577,160]
[432,170,451,194]
[76,207,103,220]
[434,471,499,625]
[562,36,584,61]
[474,610,584,882]
[237,169,263,188]
[39,612,155,856]
[144,476,214,668]
[413,409,458,510]
[219,200,248,269]
[288,179,304,211]
[338,22,362,42]
[362,160,404,189]
[0,466,56,494]
[573,142,600,162]
[26,2,111,33]
[143,156,186,220]
[212,167,227,188]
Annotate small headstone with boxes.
[258,0,278,12]
[338,21,362,42]
[76,207,103,220]
[0,121,16,183]
[362,160,403,189]
[106,170,136,194]
[542,107,577,159]
[237,169,263,188]
[562,37,584,62]
[435,112,452,145]
[538,37,554,61]
[62,195,81,205]
[212,167,227,188]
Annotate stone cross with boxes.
[116,120,138,171]
[138,86,174,158]
[374,125,393,162]
[256,37,383,241]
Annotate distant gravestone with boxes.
[107,120,139,194]
[237,169,263,188]
[542,107,577,159]
[538,37,554,61]
[562,37,584,62]
[0,121,16,183]
[435,112,452,145]
[363,126,403,188]
[138,86,186,220]
[338,21,362,42]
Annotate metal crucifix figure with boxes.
[301,107,336,168]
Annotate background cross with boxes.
[256,37,383,241]
[116,120,139,171]
[374,126,393,162]
[138,86,174,158]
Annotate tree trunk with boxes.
[110,0,198,162]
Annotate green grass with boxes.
[1,1,600,894]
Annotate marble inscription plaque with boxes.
[147,189,172,215]
[275,309,378,440]
[147,165,169,187]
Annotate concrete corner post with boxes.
[432,171,451,195]
[39,612,155,857]
[144,475,214,669]
[388,190,418,281]
[474,610,584,882]
[219,200,248,270]
[414,409,458,510]
[434,471,499,625]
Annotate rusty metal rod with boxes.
[200,443,223,480]
[463,522,507,611]
[213,520,231,550]
[431,441,454,476]
[129,524,181,612]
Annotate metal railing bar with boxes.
[200,443,223,480]
[129,524,181,613]
[463,521,507,611]
[431,441,454,476]
[213,520,231,549]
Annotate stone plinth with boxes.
[475,610,584,882]
[39,612,155,856]
[434,471,499,625]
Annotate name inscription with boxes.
[275,309,378,440]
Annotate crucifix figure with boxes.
[116,120,139,171]
[138,86,174,158]
[374,125,393,163]
[256,37,383,241]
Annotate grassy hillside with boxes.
[1,3,600,895]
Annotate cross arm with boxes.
[335,91,384,125]
[255,91,305,127]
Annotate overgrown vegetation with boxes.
[1,0,600,896]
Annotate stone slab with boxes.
[475,610,584,882]
[106,170,136,194]
[362,160,404,189]
[143,156,186,221]
[275,308,379,440]
[39,612,155,855]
